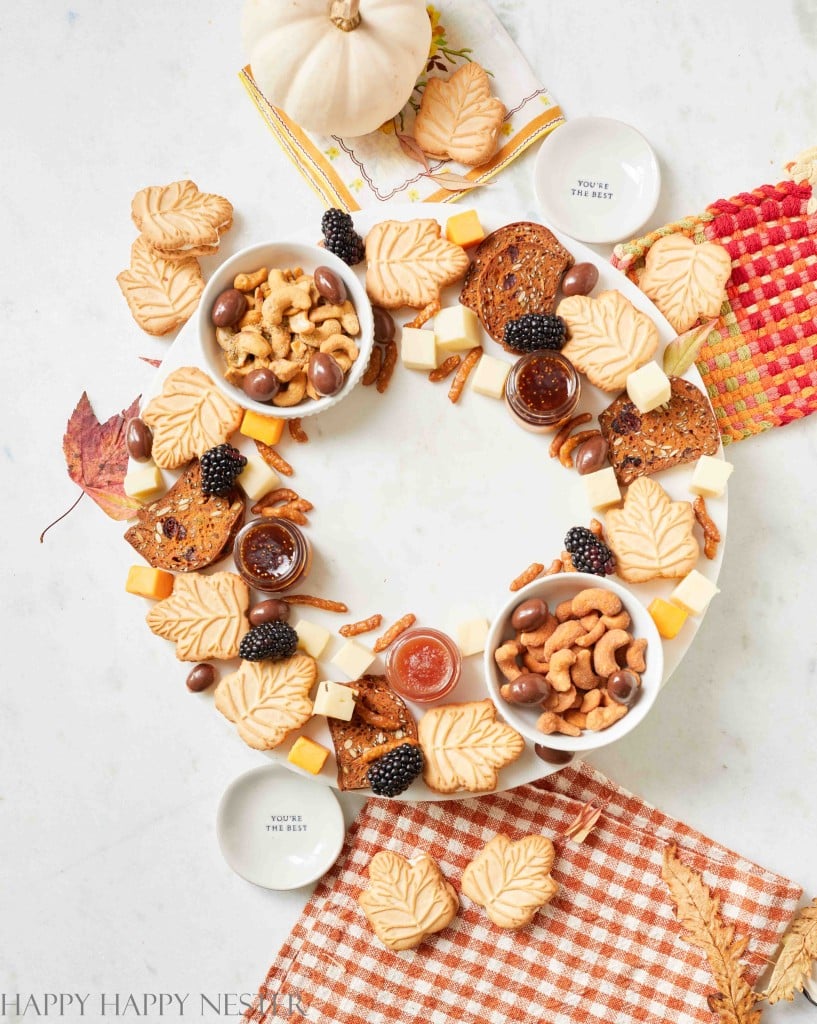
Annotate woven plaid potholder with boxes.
[612,169,817,445]
[244,762,801,1024]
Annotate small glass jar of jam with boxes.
[385,628,462,703]
[504,350,581,433]
[233,518,312,592]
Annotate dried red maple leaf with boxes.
[41,392,141,541]
[139,356,163,368]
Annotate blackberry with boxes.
[238,621,298,662]
[200,444,247,496]
[564,526,616,577]
[503,314,566,353]
[366,743,424,797]
[321,207,365,266]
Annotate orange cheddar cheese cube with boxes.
[445,209,485,249]
[125,565,174,601]
[288,736,330,775]
[648,598,688,640]
[240,410,284,446]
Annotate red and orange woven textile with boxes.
[612,177,817,444]
[244,762,800,1024]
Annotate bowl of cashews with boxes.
[484,572,663,752]
[197,240,374,418]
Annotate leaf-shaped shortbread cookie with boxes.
[419,699,525,794]
[605,477,699,583]
[131,180,233,257]
[358,851,458,951]
[640,235,732,334]
[116,237,204,336]
[365,219,469,310]
[559,290,659,391]
[461,835,558,929]
[141,366,243,469]
[214,654,317,750]
[413,62,506,167]
[146,571,249,661]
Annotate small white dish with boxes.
[197,241,374,418]
[533,117,661,244]
[216,765,345,890]
[484,572,664,752]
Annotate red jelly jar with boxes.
[385,628,462,703]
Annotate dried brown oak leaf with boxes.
[61,392,142,522]
[117,236,204,336]
[131,179,233,258]
[413,62,505,167]
[146,571,249,662]
[640,235,732,334]
[662,844,761,1024]
[605,477,699,583]
[214,654,317,751]
[760,897,817,1004]
[364,219,469,310]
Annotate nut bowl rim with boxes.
[196,240,374,420]
[483,571,664,752]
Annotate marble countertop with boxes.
[3,0,816,1020]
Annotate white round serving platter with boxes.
[134,202,727,801]
[216,764,345,889]
[533,117,661,244]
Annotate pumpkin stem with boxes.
[330,0,361,31]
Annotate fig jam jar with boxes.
[233,519,312,592]
[385,628,462,703]
[504,350,581,433]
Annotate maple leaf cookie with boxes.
[414,62,505,167]
[461,835,558,929]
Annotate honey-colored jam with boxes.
[505,351,581,433]
[233,519,311,592]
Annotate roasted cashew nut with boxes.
[262,278,311,328]
[272,372,307,407]
[593,629,632,678]
[227,329,271,367]
[571,588,623,618]
[494,640,523,682]
[536,710,581,737]
[574,619,607,649]
[523,650,550,675]
[580,688,603,713]
[520,614,558,648]
[600,610,631,631]
[546,649,576,693]
[570,648,604,690]
[586,703,628,732]
[625,638,648,673]
[270,359,303,383]
[543,620,587,661]
[320,334,359,374]
[554,599,575,623]
[542,684,577,713]
[234,267,268,292]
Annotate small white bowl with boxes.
[484,572,664,752]
[197,241,374,419]
[533,117,661,244]
[216,765,345,890]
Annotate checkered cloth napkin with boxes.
[244,762,801,1024]
[612,156,817,444]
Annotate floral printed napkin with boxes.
[239,0,564,210]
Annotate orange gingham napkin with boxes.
[244,762,801,1024]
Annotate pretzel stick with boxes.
[254,487,299,507]
[361,345,382,386]
[549,413,593,458]
[288,418,309,443]
[428,354,461,383]
[376,340,398,394]
[404,299,441,329]
[509,562,545,592]
[543,558,564,576]
[254,503,308,525]
[372,613,417,653]
[559,429,602,468]
[339,614,383,638]
[693,496,721,560]
[448,346,482,404]
[284,595,349,613]
[254,441,293,477]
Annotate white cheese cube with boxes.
[582,467,622,511]
[331,639,376,679]
[471,354,511,399]
[457,618,490,657]
[434,304,481,353]
[295,619,331,659]
[669,570,720,616]
[312,680,358,721]
[626,361,672,413]
[690,455,733,498]
[124,461,165,502]
[401,328,438,370]
[237,455,281,502]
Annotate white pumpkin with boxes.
[242,0,432,137]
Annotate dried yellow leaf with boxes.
[760,897,817,1004]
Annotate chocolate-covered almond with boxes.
[575,435,609,476]
[211,287,248,328]
[534,744,575,765]
[126,417,153,462]
[314,265,346,305]
[243,367,280,403]
[248,599,290,626]
[502,673,551,705]
[372,306,395,344]
[186,663,216,692]
[606,669,640,706]
[561,262,599,297]
[511,598,549,632]
[308,351,344,397]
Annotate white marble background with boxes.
[2,1,817,1020]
